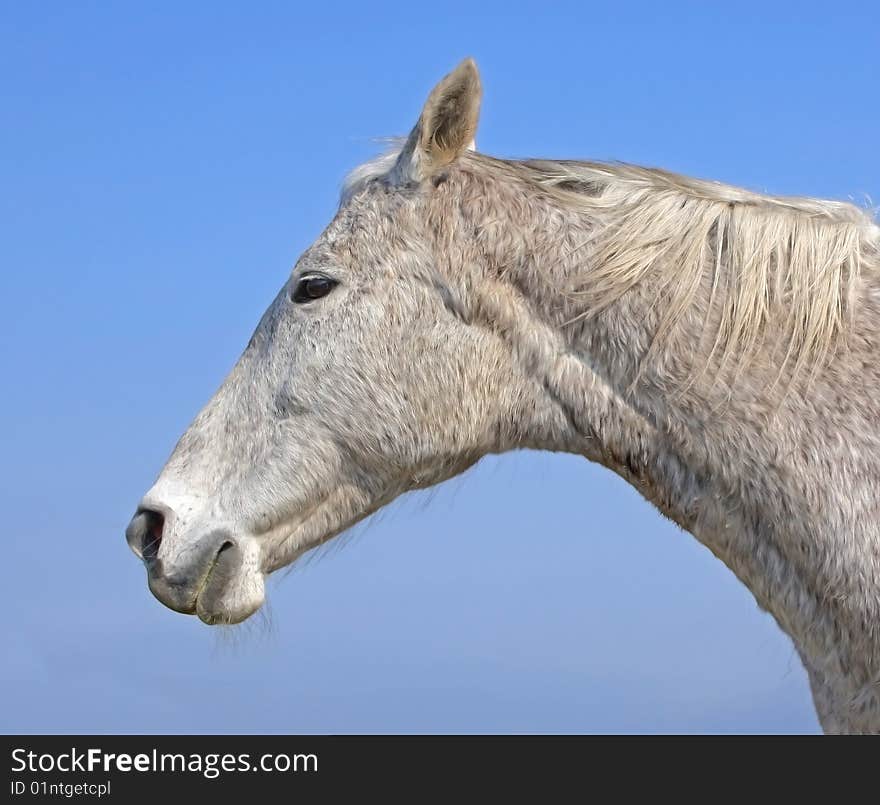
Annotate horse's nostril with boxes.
[139,508,165,561]
[125,508,165,561]
[217,540,234,556]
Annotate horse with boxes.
[126,59,880,733]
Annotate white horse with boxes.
[126,60,880,733]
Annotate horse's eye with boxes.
[292,274,338,303]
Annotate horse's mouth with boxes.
[192,539,265,625]
[128,485,376,625]
[139,534,266,626]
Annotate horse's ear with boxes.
[393,58,481,183]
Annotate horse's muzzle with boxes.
[125,508,265,624]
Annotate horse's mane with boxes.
[344,146,880,385]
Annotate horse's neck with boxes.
[480,206,880,733]
[565,318,880,732]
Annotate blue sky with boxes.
[1,2,877,733]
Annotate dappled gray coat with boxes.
[126,60,880,733]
